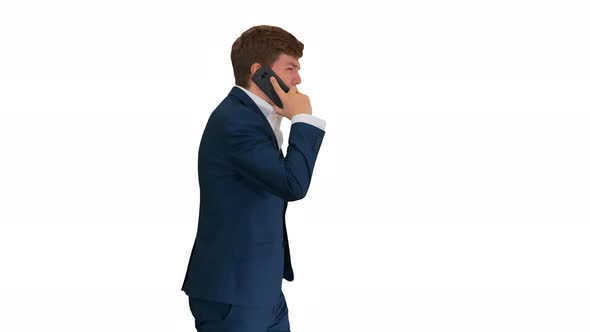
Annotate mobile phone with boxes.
[251,64,290,108]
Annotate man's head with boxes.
[231,25,304,106]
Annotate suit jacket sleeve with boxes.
[224,112,325,201]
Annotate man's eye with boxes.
[287,68,293,71]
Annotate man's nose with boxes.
[292,73,301,86]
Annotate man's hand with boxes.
[270,76,312,120]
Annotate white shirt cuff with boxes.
[291,113,326,131]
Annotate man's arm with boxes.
[224,112,325,201]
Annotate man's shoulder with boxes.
[208,93,264,134]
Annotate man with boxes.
[181,25,326,331]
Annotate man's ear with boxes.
[250,63,261,75]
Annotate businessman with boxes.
[181,25,326,331]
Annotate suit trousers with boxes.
[188,290,291,332]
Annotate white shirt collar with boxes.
[236,85,274,117]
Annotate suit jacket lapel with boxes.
[228,87,280,151]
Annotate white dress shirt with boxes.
[235,85,326,150]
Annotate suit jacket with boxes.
[181,86,325,306]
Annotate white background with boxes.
[1,0,589,331]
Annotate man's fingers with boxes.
[270,77,285,96]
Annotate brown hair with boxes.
[231,25,304,88]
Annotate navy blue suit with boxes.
[181,86,325,308]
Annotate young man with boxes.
[181,25,326,331]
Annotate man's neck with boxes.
[244,84,273,105]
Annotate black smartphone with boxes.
[251,64,290,108]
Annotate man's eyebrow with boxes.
[287,62,301,69]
